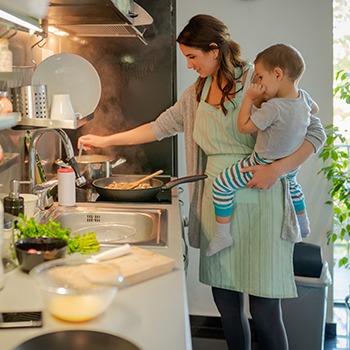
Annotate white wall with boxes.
[176,0,334,322]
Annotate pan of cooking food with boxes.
[92,173,208,202]
[56,156,126,184]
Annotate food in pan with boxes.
[105,181,153,190]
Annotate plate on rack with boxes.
[32,53,101,118]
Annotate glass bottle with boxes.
[0,39,13,73]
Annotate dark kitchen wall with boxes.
[62,0,177,176]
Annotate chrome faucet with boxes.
[28,129,86,192]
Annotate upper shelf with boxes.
[13,113,94,130]
[0,112,93,130]
[0,112,21,130]
[0,152,20,174]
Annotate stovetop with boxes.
[76,176,172,204]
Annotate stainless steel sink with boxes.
[36,204,168,247]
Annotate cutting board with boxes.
[107,246,175,286]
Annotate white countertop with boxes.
[0,190,192,350]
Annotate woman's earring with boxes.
[214,56,217,59]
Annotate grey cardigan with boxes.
[151,81,326,248]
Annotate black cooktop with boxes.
[76,176,172,204]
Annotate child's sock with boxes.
[297,210,310,238]
[206,222,233,257]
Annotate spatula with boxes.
[78,143,84,160]
[122,170,163,189]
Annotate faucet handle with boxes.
[33,180,59,210]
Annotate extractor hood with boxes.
[44,0,153,44]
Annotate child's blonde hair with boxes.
[254,44,305,82]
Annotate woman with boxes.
[78,15,326,350]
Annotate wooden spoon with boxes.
[122,170,163,189]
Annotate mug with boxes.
[50,94,82,120]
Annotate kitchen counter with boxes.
[0,189,192,350]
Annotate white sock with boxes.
[206,222,233,257]
[297,210,310,238]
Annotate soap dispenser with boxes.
[3,180,24,216]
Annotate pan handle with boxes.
[162,174,208,190]
[111,158,127,168]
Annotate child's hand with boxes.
[246,83,266,100]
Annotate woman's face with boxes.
[179,44,220,78]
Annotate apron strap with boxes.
[200,76,213,102]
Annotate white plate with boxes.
[32,53,101,118]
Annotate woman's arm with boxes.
[78,123,157,150]
[242,111,326,190]
[242,140,315,190]
[78,84,197,150]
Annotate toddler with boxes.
[208,44,320,257]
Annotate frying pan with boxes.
[92,174,208,202]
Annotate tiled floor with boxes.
[192,305,350,350]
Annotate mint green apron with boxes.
[193,69,297,298]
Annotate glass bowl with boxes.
[30,257,124,322]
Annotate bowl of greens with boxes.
[13,213,100,272]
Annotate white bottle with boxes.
[58,168,76,206]
[0,199,5,290]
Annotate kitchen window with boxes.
[333,0,350,303]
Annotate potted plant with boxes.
[319,69,350,268]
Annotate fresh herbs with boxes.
[14,213,100,254]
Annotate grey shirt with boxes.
[251,89,315,160]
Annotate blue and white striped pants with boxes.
[213,151,305,217]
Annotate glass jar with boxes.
[0,91,13,114]
[0,39,13,72]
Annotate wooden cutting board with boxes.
[106,246,175,286]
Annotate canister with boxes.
[11,85,48,118]
[58,168,76,206]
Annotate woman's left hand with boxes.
[242,163,281,190]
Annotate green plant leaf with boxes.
[339,257,349,268]
[336,70,344,80]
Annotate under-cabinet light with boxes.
[0,9,42,34]
[48,26,68,36]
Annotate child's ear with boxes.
[274,67,284,82]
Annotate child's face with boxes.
[254,62,280,101]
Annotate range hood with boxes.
[44,0,153,44]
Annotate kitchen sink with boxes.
[36,204,168,247]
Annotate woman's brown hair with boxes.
[177,14,248,115]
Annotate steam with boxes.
[60,0,173,175]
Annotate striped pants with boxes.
[213,151,305,217]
